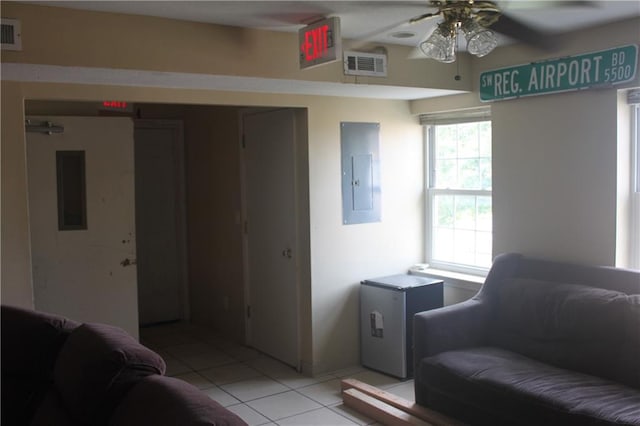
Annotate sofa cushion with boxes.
[489,278,639,388]
[29,390,75,426]
[109,375,247,426]
[53,323,166,425]
[619,295,640,389]
[1,305,79,377]
[419,346,640,426]
[1,305,79,425]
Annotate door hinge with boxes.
[247,305,251,318]
[244,220,248,235]
[242,134,246,148]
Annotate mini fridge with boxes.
[360,274,443,379]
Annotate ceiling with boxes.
[28,0,640,50]
[16,1,640,100]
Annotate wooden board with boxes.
[341,378,463,426]
[343,388,433,426]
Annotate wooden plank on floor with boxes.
[343,388,433,426]
[341,378,463,426]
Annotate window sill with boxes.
[408,264,485,292]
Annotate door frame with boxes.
[134,119,190,323]
[239,107,310,371]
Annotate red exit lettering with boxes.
[102,101,128,109]
[301,24,329,62]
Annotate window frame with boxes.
[630,101,640,269]
[423,113,492,276]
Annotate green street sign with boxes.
[480,44,638,102]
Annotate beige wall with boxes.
[1,78,423,373]
[0,1,471,92]
[2,1,639,374]
[412,17,640,267]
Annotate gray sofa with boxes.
[1,305,247,425]
[413,253,640,426]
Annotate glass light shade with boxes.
[419,24,457,63]
[463,19,497,57]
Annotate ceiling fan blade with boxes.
[410,11,441,24]
[490,13,555,50]
[500,0,594,10]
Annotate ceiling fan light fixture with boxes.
[419,23,456,63]
[462,18,498,57]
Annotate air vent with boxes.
[1,18,22,51]
[343,51,387,77]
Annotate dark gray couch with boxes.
[413,253,640,426]
[1,305,247,425]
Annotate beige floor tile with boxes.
[221,377,290,402]
[176,351,236,370]
[164,342,218,358]
[246,391,321,421]
[277,407,358,425]
[173,371,215,390]
[226,404,272,426]
[200,363,263,385]
[297,378,343,406]
[349,369,402,389]
[201,386,241,407]
[385,380,415,402]
[160,353,193,376]
[328,365,366,378]
[328,403,377,426]
[246,356,297,377]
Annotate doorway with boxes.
[242,108,306,369]
[134,120,188,326]
[26,115,140,337]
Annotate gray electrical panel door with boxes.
[341,122,380,225]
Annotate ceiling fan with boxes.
[394,0,583,63]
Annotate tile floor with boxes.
[140,322,415,425]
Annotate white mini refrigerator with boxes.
[360,274,443,379]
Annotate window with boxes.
[630,92,640,269]
[423,111,492,274]
[56,150,87,230]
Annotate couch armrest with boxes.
[413,298,489,368]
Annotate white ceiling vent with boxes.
[344,51,387,78]
[1,18,22,51]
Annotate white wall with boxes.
[2,81,423,375]
[412,17,640,267]
[307,98,424,373]
[3,3,638,375]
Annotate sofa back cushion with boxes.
[489,278,640,389]
[109,375,247,426]
[1,305,79,425]
[52,323,166,425]
[1,305,79,378]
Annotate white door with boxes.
[134,120,187,326]
[26,116,139,338]
[243,109,299,368]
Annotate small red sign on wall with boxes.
[99,101,133,112]
[299,17,341,70]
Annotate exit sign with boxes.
[299,17,341,70]
[99,100,133,112]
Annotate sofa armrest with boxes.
[413,298,489,368]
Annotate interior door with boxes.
[26,116,139,338]
[243,109,299,368]
[134,120,187,326]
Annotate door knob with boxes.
[281,248,292,259]
[120,258,137,267]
